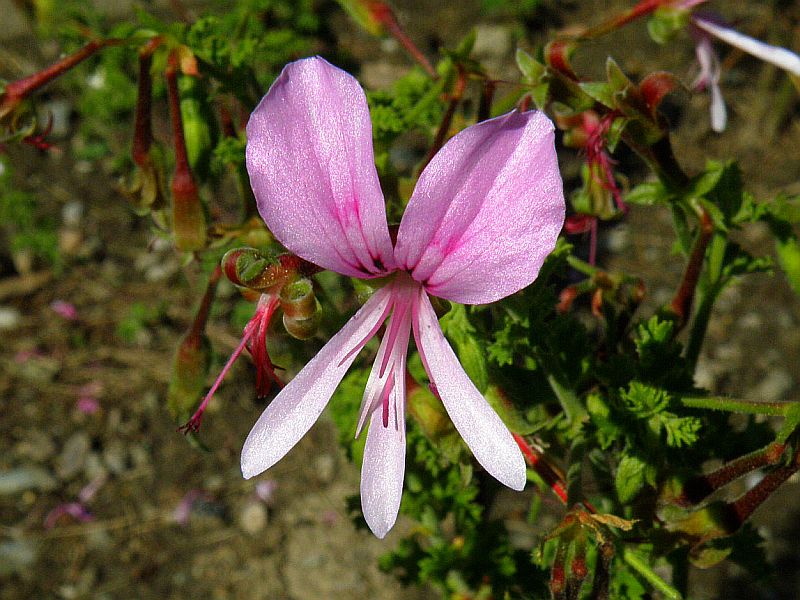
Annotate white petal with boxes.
[693,18,800,77]
[412,290,526,490]
[360,354,406,539]
[241,287,392,479]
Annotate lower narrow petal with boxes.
[361,354,406,538]
[241,286,392,479]
[412,290,526,490]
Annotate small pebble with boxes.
[103,440,128,475]
[0,539,37,576]
[313,455,336,484]
[473,24,512,58]
[751,369,794,403]
[0,306,22,330]
[56,432,91,480]
[15,430,56,462]
[0,466,57,495]
[238,501,268,535]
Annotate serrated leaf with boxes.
[615,453,648,503]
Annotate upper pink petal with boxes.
[412,289,526,490]
[241,286,393,479]
[395,110,564,304]
[246,57,396,278]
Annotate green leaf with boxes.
[516,47,545,83]
[615,452,648,503]
[579,81,615,107]
[625,181,671,206]
[646,6,690,45]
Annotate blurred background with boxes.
[1,1,798,598]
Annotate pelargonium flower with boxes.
[242,57,565,537]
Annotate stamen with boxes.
[179,326,254,433]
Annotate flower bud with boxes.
[279,278,317,319]
[167,331,212,423]
[166,51,206,252]
[222,247,282,290]
[282,301,322,340]
[178,73,217,182]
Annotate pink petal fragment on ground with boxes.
[360,353,407,539]
[241,286,393,479]
[413,290,526,490]
[395,110,564,304]
[50,300,78,320]
[246,57,396,277]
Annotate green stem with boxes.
[679,396,790,416]
[776,403,800,443]
[622,547,683,600]
[686,233,728,368]
[547,374,588,432]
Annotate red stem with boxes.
[578,0,665,40]
[478,79,496,122]
[676,442,787,506]
[513,433,569,505]
[1,39,119,119]
[729,454,800,525]
[670,208,713,328]
[371,2,436,78]
[132,38,161,167]
[188,266,222,340]
[165,52,193,186]
[418,65,466,175]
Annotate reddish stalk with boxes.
[669,207,713,328]
[418,64,467,175]
[577,0,664,41]
[513,433,569,504]
[369,2,436,78]
[729,452,800,525]
[1,38,120,121]
[675,442,787,506]
[478,79,497,122]
[132,38,162,168]
[189,266,222,340]
[165,50,207,251]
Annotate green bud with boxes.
[647,7,691,45]
[167,331,211,423]
[178,74,217,182]
[283,299,322,340]
[222,247,282,290]
[279,277,317,319]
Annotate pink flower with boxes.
[242,57,565,537]
[691,30,726,132]
[689,13,800,132]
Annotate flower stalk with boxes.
[1,38,118,126]
[669,206,713,329]
[165,50,207,252]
